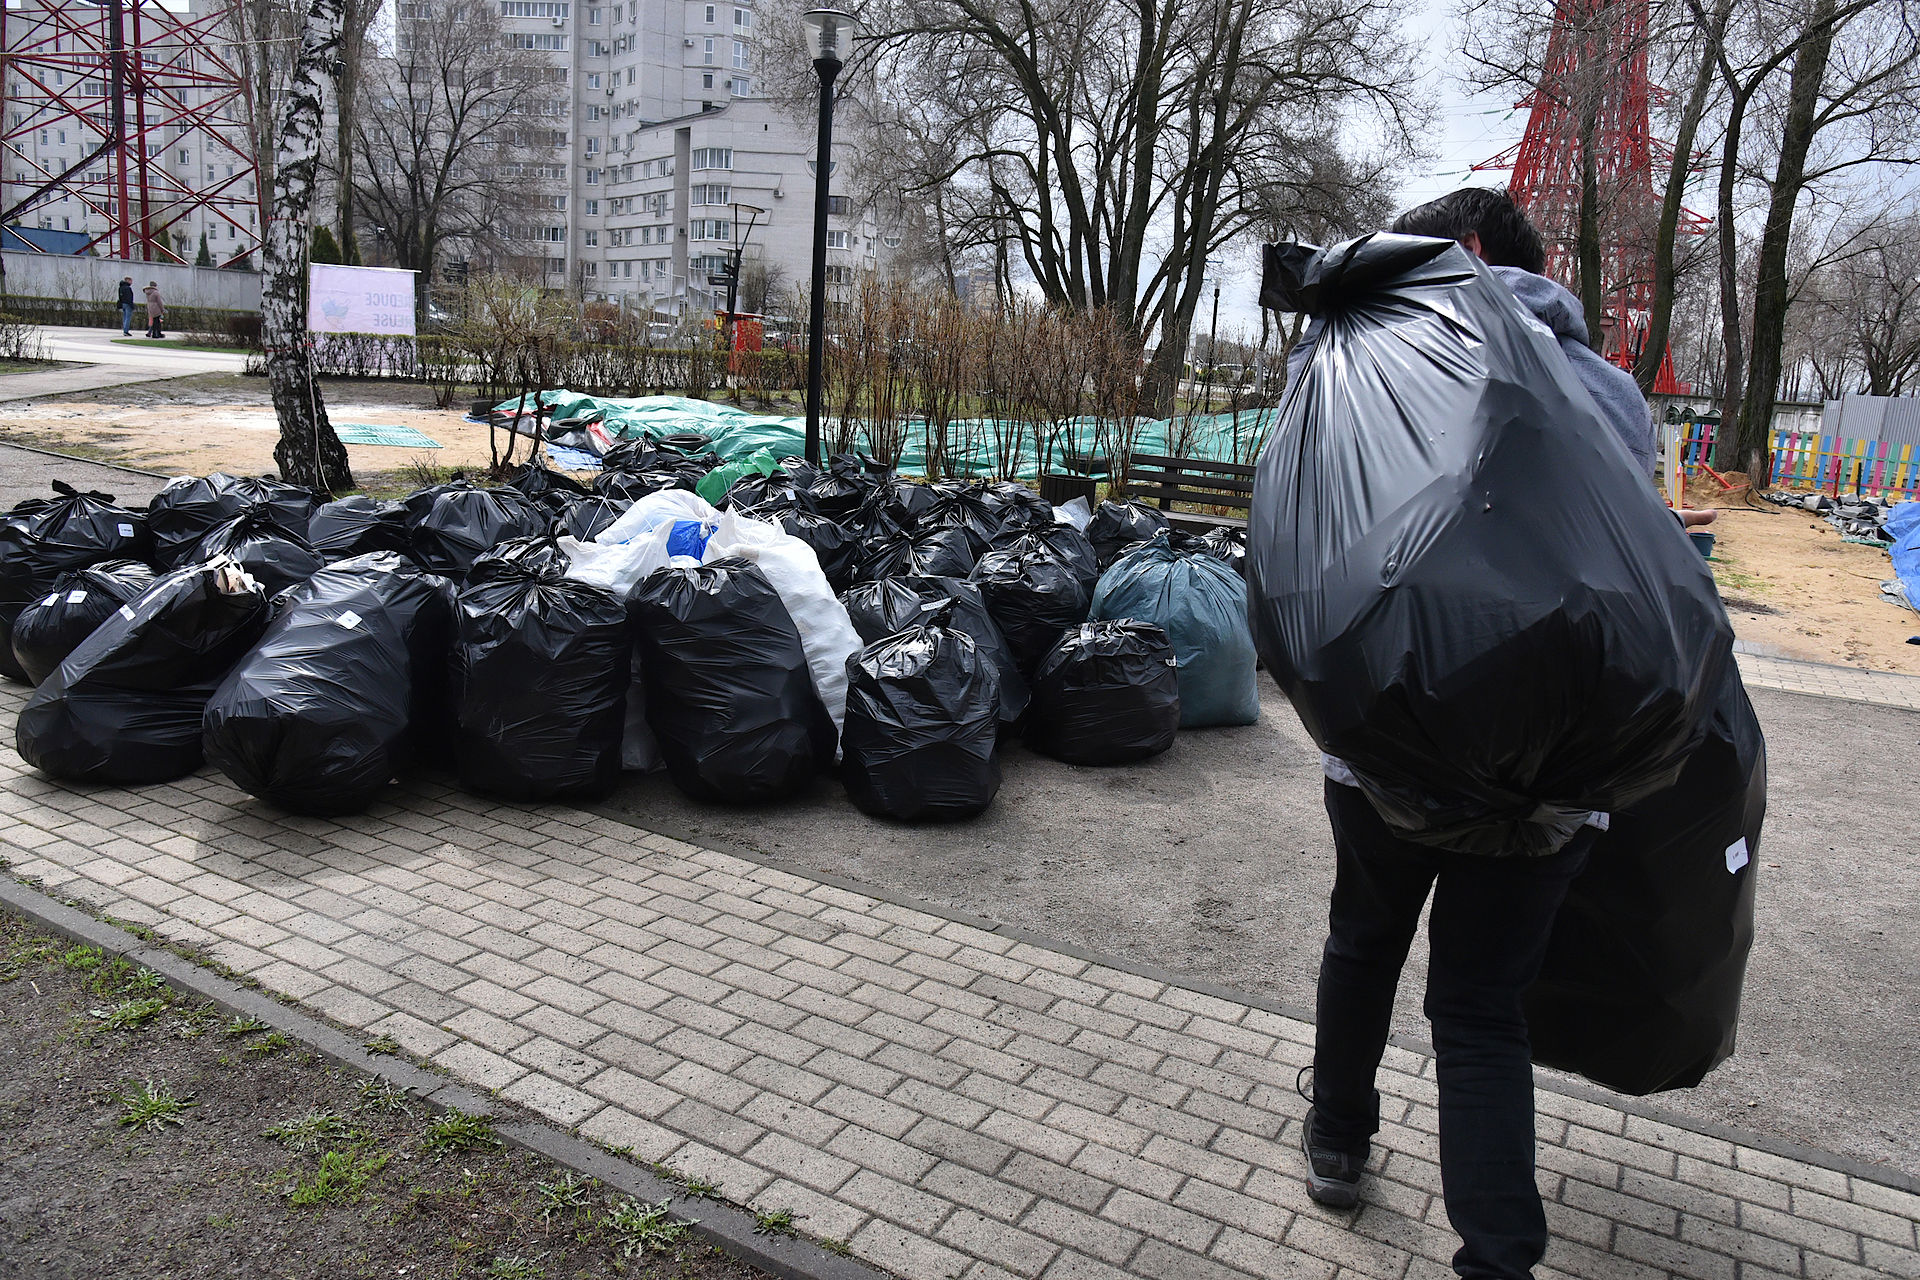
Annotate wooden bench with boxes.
[1123,452,1253,531]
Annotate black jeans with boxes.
[1313,780,1593,1280]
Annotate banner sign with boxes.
[308,263,417,335]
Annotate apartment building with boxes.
[493,0,884,314]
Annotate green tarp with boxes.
[496,390,1277,479]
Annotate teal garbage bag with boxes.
[1090,531,1260,728]
[695,447,779,505]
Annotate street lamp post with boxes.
[801,8,856,467]
[724,201,766,353]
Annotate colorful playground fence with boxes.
[1671,420,1920,501]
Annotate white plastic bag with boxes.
[701,510,861,733]
[1056,495,1092,531]
[596,489,716,547]
[562,490,721,599]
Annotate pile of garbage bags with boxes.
[2,459,1260,819]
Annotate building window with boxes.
[499,2,568,16]
[588,105,602,121]
[506,32,568,48]
[731,40,747,68]
[826,230,850,249]
[703,37,715,63]
[585,200,600,214]
[733,6,750,29]
[825,264,853,284]
[586,168,601,184]
[544,194,568,211]
[691,147,732,170]
[583,229,598,246]
[588,5,601,20]
[704,4,715,20]
[826,195,848,215]
[177,149,189,163]
[588,73,601,88]
[689,218,730,240]
[397,1,429,16]
[702,73,713,88]
[689,183,730,206]
[727,76,751,94]
[585,137,600,153]
[546,257,565,274]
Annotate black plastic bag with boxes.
[17,559,271,784]
[780,507,861,592]
[555,495,632,541]
[1197,525,1247,577]
[840,576,1028,724]
[630,557,830,803]
[1247,234,1731,855]
[599,439,667,474]
[989,522,1100,585]
[841,602,1003,821]
[187,510,326,596]
[504,461,590,506]
[922,485,1003,545]
[203,554,455,815]
[11,559,156,685]
[1524,668,1764,1094]
[808,453,880,521]
[309,496,411,561]
[0,482,152,682]
[982,482,1055,532]
[595,466,699,501]
[468,533,573,583]
[1086,499,1171,572]
[1028,621,1181,765]
[856,475,935,534]
[724,469,809,511]
[970,534,1096,674]
[406,482,549,579]
[856,525,981,583]
[450,546,629,800]
[148,473,321,569]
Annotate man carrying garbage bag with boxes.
[1248,194,1735,1280]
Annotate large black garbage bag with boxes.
[780,507,860,592]
[187,510,326,597]
[148,473,320,569]
[467,533,573,582]
[1086,499,1171,572]
[841,603,1003,821]
[970,534,1096,674]
[11,559,157,685]
[504,461,590,509]
[450,547,629,800]
[0,482,152,682]
[856,475,935,534]
[406,482,549,579]
[1027,620,1180,765]
[1247,234,1731,856]
[202,554,455,815]
[595,466,699,501]
[840,576,1028,724]
[1524,668,1764,1094]
[630,558,830,803]
[724,468,809,511]
[1198,525,1247,577]
[989,522,1099,584]
[555,495,632,541]
[856,525,981,583]
[922,485,1003,545]
[809,453,881,521]
[309,496,411,561]
[982,482,1055,532]
[17,559,271,784]
[599,439,667,474]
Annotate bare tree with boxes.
[264,0,354,492]
[352,0,566,317]
[770,0,1421,412]
[1801,212,1920,395]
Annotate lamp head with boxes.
[802,8,857,64]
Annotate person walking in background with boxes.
[116,277,135,336]
[142,281,164,339]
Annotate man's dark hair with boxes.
[1390,188,1548,276]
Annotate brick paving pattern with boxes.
[1,679,1915,1280]
[1735,648,1920,713]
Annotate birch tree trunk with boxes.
[265,0,353,493]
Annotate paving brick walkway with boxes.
[1734,648,1920,713]
[2,679,1915,1280]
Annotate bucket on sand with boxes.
[1689,529,1716,559]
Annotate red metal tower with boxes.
[0,0,261,265]
[1474,0,1699,393]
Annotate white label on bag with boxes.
[117,523,135,537]
[66,589,88,605]
[119,604,136,620]
[337,610,362,629]
[42,593,59,607]
[1725,838,1750,874]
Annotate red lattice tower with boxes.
[0,0,260,265]
[1474,0,1701,393]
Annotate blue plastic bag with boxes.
[1090,531,1260,727]
[1887,502,1920,595]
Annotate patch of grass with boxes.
[93,995,169,1030]
[113,1079,197,1131]
[60,944,104,973]
[397,458,460,491]
[287,1147,388,1207]
[364,1033,400,1056]
[223,1013,269,1036]
[821,1236,853,1256]
[358,1079,414,1115]
[751,1207,798,1238]
[534,1172,594,1227]
[485,1258,546,1280]
[606,1197,692,1258]
[109,337,243,354]
[243,1030,296,1057]
[1713,563,1768,594]
[420,1108,502,1156]
[126,968,167,994]
[263,1111,360,1153]
[654,1164,724,1200]
[85,957,135,994]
